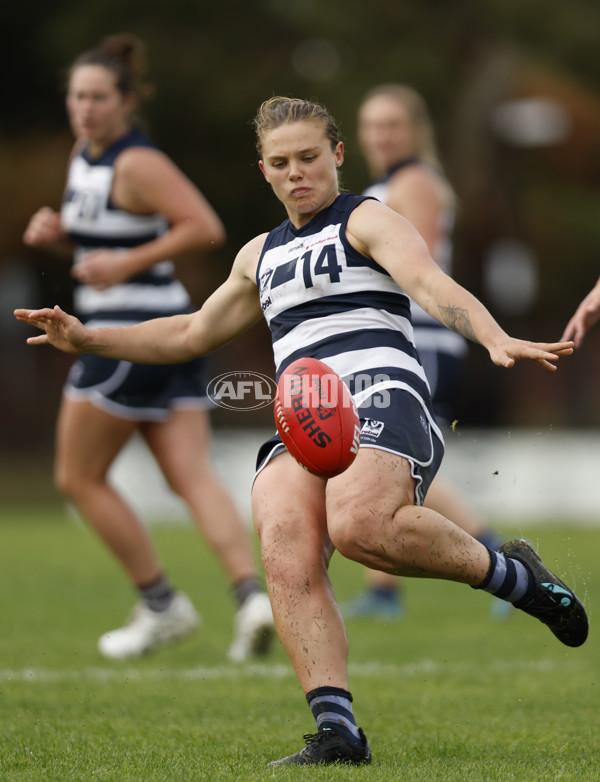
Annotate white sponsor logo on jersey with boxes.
[360,418,385,438]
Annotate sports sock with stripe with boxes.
[474,547,534,604]
[306,686,363,747]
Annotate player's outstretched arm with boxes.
[14,235,266,364]
[428,282,574,372]
[13,305,199,362]
[348,200,574,372]
[561,277,600,348]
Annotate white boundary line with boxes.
[0,658,587,684]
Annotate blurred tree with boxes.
[3,0,600,453]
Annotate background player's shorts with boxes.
[415,332,467,429]
[64,353,210,421]
[254,388,444,505]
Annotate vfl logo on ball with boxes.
[207,371,277,411]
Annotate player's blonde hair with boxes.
[252,97,341,156]
[360,83,455,207]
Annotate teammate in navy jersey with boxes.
[342,83,509,621]
[22,34,273,663]
[17,96,587,766]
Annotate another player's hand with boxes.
[72,249,133,290]
[23,207,64,247]
[561,288,600,348]
[13,306,89,354]
[488,338,574,371]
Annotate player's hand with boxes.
[71,249,133,290]
[23,207,64,247]
[13,305,89,354]
[488,338,574,371]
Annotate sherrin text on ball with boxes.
[274,357,360,478]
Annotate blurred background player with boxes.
[22,33,273,662]
[342,83,509,621]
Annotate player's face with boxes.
[358,95,416,176]
[66,65,134,154]
[259,120,344,228]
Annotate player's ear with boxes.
[334,142,344,168]
[258,160,270,183]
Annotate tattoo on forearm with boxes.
[438,305,477,342]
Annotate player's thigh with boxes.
[325,447,416,550]
[141,407,213,491]
[55,395,138,482]
[252,451,330,563]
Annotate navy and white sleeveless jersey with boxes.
[60,128,208,421]
[257,192,438,427]
[61,127,190,325]
[254,192,444,500]
[363,159,466,361]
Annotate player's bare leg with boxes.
[255,445,587,768]
[327,448,491,583]
[343,472,508,619]
[142,409,258,583]
[55,396,199,658]
[327,448,587,647]
[55,395,162,583]
[252,453,346,691]
[254,453,371,766]
[144,408,274,661]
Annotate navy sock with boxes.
[306,687,363,747]
[475,548,533,604]
[138,574,175,612]
[232,576,263,609]
[372,586,399,603]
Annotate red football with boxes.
[274,357,361,478]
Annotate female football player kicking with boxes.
[16,96,587,767]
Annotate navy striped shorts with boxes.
[64,352,210,421]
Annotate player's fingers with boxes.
[535,350,560,362]
[564,324,584,348]
[14,312,48,329]
[533,340,574,352]
[14,308,34,320]
[19,307,57,320]
[561,323,575,342]
[521,344,572,361]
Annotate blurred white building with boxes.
[109,427,600,525]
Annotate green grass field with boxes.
[0,508,597,781]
